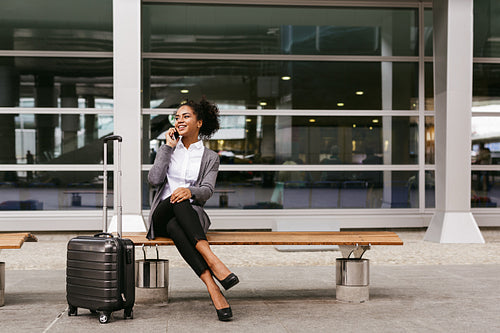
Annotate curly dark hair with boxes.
[180,97,220,140]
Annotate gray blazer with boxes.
[146,144,220,240]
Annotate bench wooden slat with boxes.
[123,231,403,247]
[0,233,38,249]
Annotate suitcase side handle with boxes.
[94,232,114,238]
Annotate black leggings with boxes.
[151,198,208,277]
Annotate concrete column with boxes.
[425,0,484,243]
[108,0,146,232]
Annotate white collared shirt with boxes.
[161,139,205,201]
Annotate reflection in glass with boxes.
[0,113,113,165]
[425,170,435,208]
[474,0,500,58]
[425,62,434,111]
[143,4,418,56]
[143,60,418,110]
[0,0,112,51]
[425,116,435,164]
[0,57,113,108]
[473,64,500,111]
[0,171,112,210]
[142,171,418,209]
[471,117,500,166]
[145,115,419,165]
[471,169,500,208]
[424,9,433,57]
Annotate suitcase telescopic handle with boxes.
[103,134,123,237]
[103,135,122,143]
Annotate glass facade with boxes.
[0,0,112,51]
[146,115,418,165]
[474,0,500,58]
[471,1,500,210]
[1,0,499,229]
[0,171,113,211]
[142,2,426,215]
[0,0,113,215]
[143,5,418,56]
[142,170,418,210]
[143,60,418,110]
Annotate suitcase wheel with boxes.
[99,312,111,324]
[124,307,133,320]
[68,305,77,316]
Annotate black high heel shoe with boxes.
[215,306,233,321]
[211,291,233,321]
[215,273,239,290]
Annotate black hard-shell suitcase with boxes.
[66,135,135,324]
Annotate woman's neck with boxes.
[181,135,199,149]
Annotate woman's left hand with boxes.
[170,187,192,204]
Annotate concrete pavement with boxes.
[1,229,500,332]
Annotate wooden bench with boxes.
[0,233,38,306]
[0,233,38,249]
[124,231,403,302]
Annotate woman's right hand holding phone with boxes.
[166,128,180,148]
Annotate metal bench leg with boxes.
[336,245,370,303]
[135,245,169,304]
[0,262,5,307]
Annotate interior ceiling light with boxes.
[259,101,267,106]
[309,118,316,123]
[372,119,379,123]
[180,89,189,94]
[337,102,345,107]
[281,76,291,81]
[355,91,364,95]
[352,124,357,128]
[246,118,252,122]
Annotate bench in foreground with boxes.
[0,233,38,249]
[0,232,38,307]
[124,231,403,302]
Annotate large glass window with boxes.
[474,0,500,58]
[145,115,418,165]
[471,174,500,208]
[143,60,418,110]
[425,116,435,164]
[0,171,112,210]
[424,9,433,57]
[471,117,500,209]
[143,5,418,56]
[0,113,112,165]
[0,0,113,51]
[142,3,431,212]
[142,170,418,210]
[425,62,434,111]
[473,64,500,111]
[425,170,435,208]
[0,57,113,108]
[471,117,500,165]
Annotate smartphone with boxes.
[172,129,180,140]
